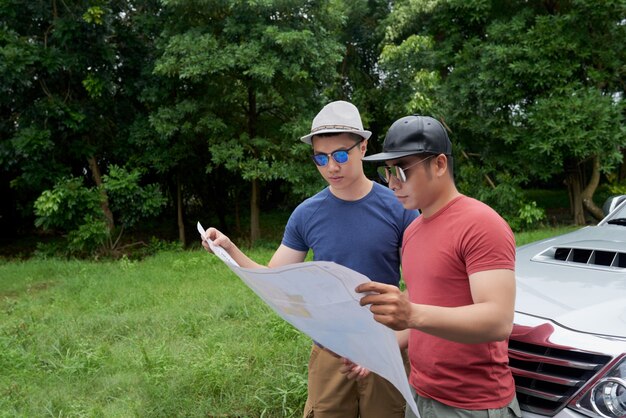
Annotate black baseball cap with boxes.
[363,115,452,162]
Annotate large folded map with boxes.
[198,222,419,417]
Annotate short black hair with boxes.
[415,152,454,179]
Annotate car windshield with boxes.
[606,202,626,223]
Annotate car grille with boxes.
[508,339,612,416]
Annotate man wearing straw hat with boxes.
[202,101,418,417]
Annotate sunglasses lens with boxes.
[312,154,329,166]
[377,166,389,183]
[379,166,406,183]
[332,151,349,164]
[395,166,407,182]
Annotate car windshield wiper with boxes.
[607,217,626,226]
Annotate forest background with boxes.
[1,0,625,258]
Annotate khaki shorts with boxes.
[405,388,522,418]
[303,344,408,418]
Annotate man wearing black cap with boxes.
[346,115,522,417]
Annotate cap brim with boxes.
[300,129,372,145]
[362,150,423,162]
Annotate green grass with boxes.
[0,226,581,417]
[0,250,310,417]
[515,225,579,246]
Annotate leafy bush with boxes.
[33,177,102,231]
[103,165,166,229]
[66,215,109,255]
[515,201,547,231]
[33,166,166,257]
[457,164,545,231]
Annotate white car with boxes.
[511,196,626,418]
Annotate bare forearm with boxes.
[229,243,306,269]
[227,245,267,269]
[408,302,513,344]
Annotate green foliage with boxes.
[33,166,166,257]
[81,73,106,99]
[379,34,439,115]
[2,0,625,243]
[150,0,347,238]
[456,162,545,231]
[33,177,102,231]
[607,180,626,196]
[82,6,105,25]
[381,0,626,223]
[103,165,167,230]
[516,202,546,232]
[1,0,163,236]
[66,215,109,255]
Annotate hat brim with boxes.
[300,129,372,145]
[362,150,423,163]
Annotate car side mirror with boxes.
[602,195,626,216]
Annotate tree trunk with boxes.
[247,84,261,243]
[235,193,241,234]
[620,148,626,182]
[207,170,229,233]
[177,176,186,246]
[250,178,260,243]
[581,155,604,221]
[564,161,586,225]
[87,155,115,232]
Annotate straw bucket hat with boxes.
[300,101,372,145]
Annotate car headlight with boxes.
[573,356,626,417]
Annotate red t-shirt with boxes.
[402,195,516,410]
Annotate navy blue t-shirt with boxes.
[282,182,418,286]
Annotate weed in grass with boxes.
[255,368,308,418]
[140,343,173,384]
[119,254,138,270]
[171,253,206,271]
[2,319,40,372]
[177,313,207,338]
[41,338,104,376]
[2,297,19,315]
[217,301,253,321]
[0,382,27,416]
[266,314,304,341]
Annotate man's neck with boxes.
[421,186,461,218]
[329,176,373,201]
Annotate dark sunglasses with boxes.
[377,155,436,184]
[311,140,363,167]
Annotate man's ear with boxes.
[435,154,448,176]
[360,139,368,156]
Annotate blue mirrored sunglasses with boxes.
[311,140,363,167]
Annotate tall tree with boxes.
[153,0,346,242]
[0,1,163,234]
[325,1,393,148]
[380,0,626,225]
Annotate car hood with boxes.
[515,225,626,338]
